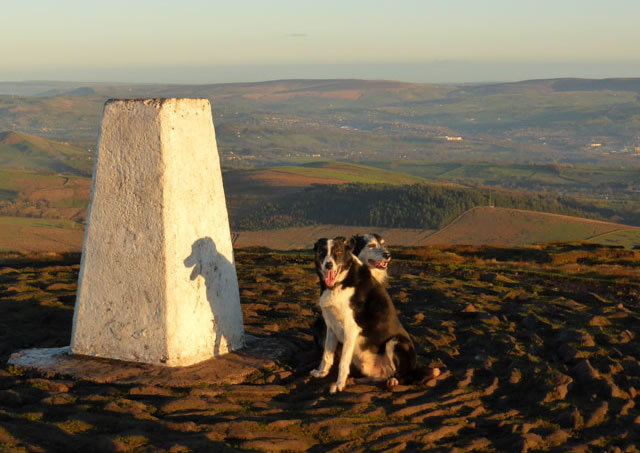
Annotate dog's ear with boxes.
[347,236,357,251]
[314,238,327,253]
[333,236,349,250]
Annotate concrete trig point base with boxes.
[70,98,245,366]
[9,98,249,375]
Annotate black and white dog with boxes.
[312,233,391,350]
[350,233,391,285]
[311,237,439,393]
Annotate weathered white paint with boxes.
[71,98,244,367]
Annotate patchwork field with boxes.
[244,161,428,187]
[1,244,639,451]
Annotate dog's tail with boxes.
[387,335,441,385]
[409,365,441,385]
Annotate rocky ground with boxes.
[1,243,639,452]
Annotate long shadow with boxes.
[184,237,244,357]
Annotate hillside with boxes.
[1,244,639,451]
[0,158,638,251]
[0,131,92,175]
[423,206,640,247]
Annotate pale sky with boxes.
[2,0,640,83]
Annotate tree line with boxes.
[231,183,640,231]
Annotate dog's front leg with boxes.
[331,324,358,393]
[311,327,337,378]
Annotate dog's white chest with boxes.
[319,286,357,343]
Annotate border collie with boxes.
[312,233,391,350]
[350,233,391,285]
[311,237,439,392]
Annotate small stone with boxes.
[585,401,608,428]
[581,333,596,347]
[509,368,522,384]
[462,304,477,313]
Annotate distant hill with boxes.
[2,77,640,167]
[0,131,92,175]
[551,77,640,94]
[422,206,639,247]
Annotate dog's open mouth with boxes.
[324,267,340,287]
[368,259,388,270]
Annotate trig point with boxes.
[70,98,244,366]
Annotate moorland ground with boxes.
[1,243,639,452]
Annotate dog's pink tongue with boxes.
[325,270,337,287]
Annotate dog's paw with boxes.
[386,377,399,389]
[329,381,346,393]
[310,368,328,378]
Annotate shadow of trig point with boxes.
[68,98,244,366]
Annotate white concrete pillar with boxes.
[71,98,244,367]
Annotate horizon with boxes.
[3,0,639,85]
[3,61,640,86]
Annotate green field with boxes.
[256,161,427,185]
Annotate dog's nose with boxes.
[325,262,333,270]
[383,252,390,259]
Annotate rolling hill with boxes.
[0,131,93,175]
[1,78,640,167]
[422,206,639,247]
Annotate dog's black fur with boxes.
[310,237,438,391]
